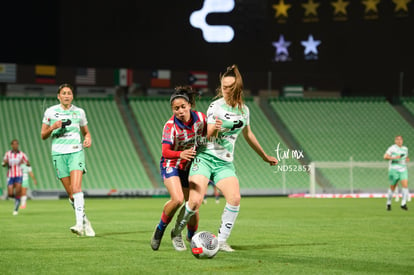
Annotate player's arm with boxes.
[207,117,222,139]
[21,153,30,165]
[41,121,63,140]
[2,153,8,167]
[81,126,92,148]
[384,153,401,160]
[162,143,195,161]
[242,125,277,166]
[29,171,38,185]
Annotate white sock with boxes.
[386,189,393,205]
[73,192,85,227]
[21,195,27,207]
[218,203,240,243]
[173,202,196,235]
[401,188,409,205]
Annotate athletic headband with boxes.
[170,91,190,104]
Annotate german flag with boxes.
[35,65,56,84]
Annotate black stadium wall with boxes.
[0,0,413,98]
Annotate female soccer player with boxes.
[2,139,30,215]
[172,65,278,252]
[41,83,95,237]
[20,162,38,209]
[151,86,207,251]
[384,135,410,211]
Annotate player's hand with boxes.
[263,155,278,166]
[2,159,8,166]
[83,138,92,148]
[214,116,223,130]
[51,120,63,130]
[406,157,410,162]
[180,148,196,161]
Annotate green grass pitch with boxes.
[1,197,413,274]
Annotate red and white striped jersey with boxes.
[161,111,206,170]
[2,150,29,178]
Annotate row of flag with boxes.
[0,63,209,89]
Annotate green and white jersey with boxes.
[21,163,32,185]
[42,104,88,155]
[385,144,408,172]
[202,98,250,162]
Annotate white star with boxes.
[272,35,291,55]
[301,34,321,55]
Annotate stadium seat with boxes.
[0,97,153,193]
[270,98,414,191]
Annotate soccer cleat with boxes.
[84,220,95,237]
[219,241,235,252]
[386,204,391,211]
[401,204,408,211]
[151,225,164,251]
[20,204,27,209]
[215,199,220,204]
[70,225,85,236]
[171,230,187,251]
[12,211,18,216]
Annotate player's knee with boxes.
[227,193,241,206]
[170,196,185,208]
[189,195,203,210]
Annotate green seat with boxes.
[0,97,152,192]
[270,98,414,190]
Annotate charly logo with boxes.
[190,0,235,43]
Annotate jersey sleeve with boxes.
[79,108,88,127]
[206,102,218,124]
[385,146,393,156]
[162,143,181,159]
[3,152,7,162]
[27,166,33,173]
[244,105,250,126]
[42,108,52,125]
[161,121,175,145]
[22,152,29,163]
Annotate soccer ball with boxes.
[190,231,219,259]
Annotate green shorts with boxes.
[52,150,86,179]
[388,169,408,185]
[189,152,237,184]
[22,179,30,188]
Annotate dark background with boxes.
[1,0,413,97]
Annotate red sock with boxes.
[158,211,172,230]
